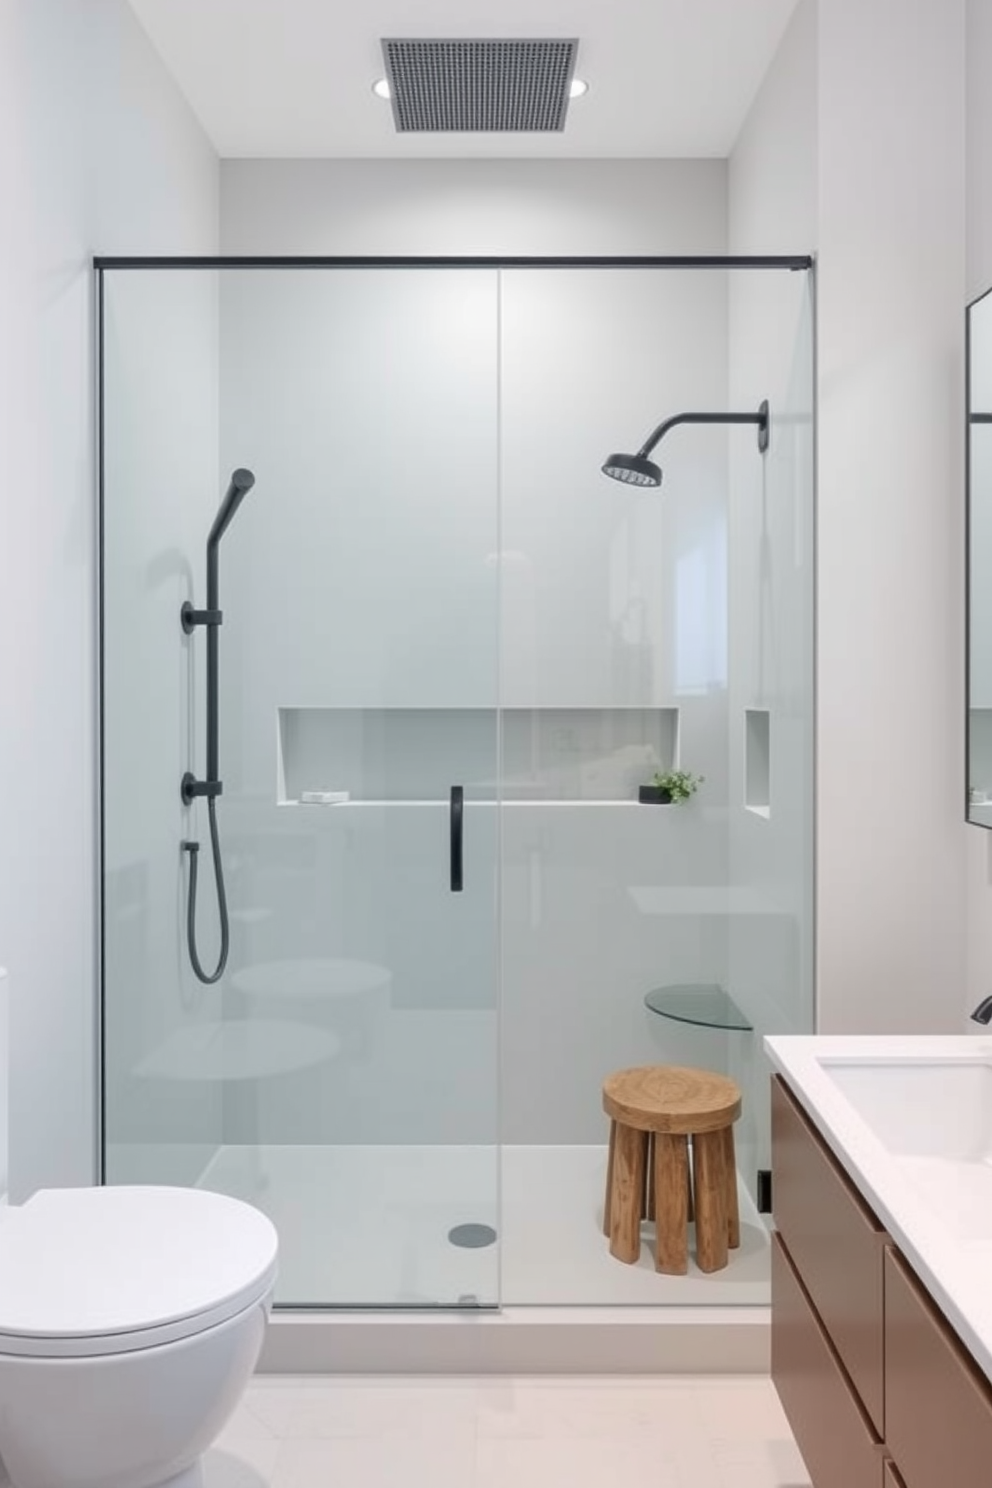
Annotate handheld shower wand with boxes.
[180,467,255,984]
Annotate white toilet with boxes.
[0,971,278,1488]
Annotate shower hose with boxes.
[183,796,230,984]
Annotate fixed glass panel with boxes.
[725,267,816,1237]
[496,266,814,1305]
[497,267,737,1305]
[102,268,501,1307]
[969,289,992,826]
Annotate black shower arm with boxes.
[637,404,769,458]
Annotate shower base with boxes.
[197,1143,770,1313]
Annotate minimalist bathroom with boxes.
[1,1,990,1486]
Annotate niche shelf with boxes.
[276,706,679,806]
[969,707,992,803]
[744,708,771,819]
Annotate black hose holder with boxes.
[181,772,223,805]
[181,602,223,634]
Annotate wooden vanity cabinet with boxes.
[771,1074,992,1488]
[772,1075,886,1431]
[884,1247,992,1487]
[771,1232,883,1488]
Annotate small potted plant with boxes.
[638,768,704,805]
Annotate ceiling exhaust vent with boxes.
[382,39,578,133]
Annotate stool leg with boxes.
[654,1133,689,1275]
[686,1138,694,1222]
[603,1120,616,1238]
[643,1132,655,1220]
[693,1130,729,1273]
[609,1123,647,1264]
[722,1125,740,1248]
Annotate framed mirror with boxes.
[968,288,992,826]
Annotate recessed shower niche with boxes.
[275,706,680,805]
[744,708,771,818]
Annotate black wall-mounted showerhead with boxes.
[601,452,663,488]
[602,402,769,488]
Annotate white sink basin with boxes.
[820,1057,992,1161]
[818,1055,992,1240]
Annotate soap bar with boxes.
[300,790,350,805]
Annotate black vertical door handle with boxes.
[450,785,464,893]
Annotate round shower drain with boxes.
[448,1223,498,1249]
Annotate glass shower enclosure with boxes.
[99,257,814,1310]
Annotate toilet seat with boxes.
[0,1186,278,1358]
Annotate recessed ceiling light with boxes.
[570,78,589,98]
[372,77,391,100]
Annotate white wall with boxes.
[816,0,967,1032]
[0,0,218,1198]
[731,0,971,1038]
[221,159,726,259]
[967,0,992,303]
[729,0,818,256]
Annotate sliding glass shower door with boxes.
[102,256,814,1314]
[101,267,501,1307]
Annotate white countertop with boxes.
[765,1034,992,1385]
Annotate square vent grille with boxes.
[382,39,578,133]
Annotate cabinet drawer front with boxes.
[885,1247,992,1488]
[772,1075,886,1432]
[772,1233,883,1488]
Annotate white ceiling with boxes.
[126,0,799,159]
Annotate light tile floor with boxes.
[205,1376,813,1488]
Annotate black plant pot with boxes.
[638,785,673,804]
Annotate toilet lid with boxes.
[0,1187,278,1357]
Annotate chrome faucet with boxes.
[971,996,992,1025]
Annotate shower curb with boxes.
[258,1305,770,1375]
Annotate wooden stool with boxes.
[602,1066,742,1275]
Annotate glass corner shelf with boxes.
[644,983,753,1032]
